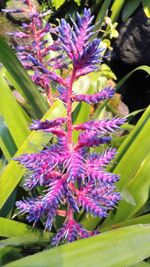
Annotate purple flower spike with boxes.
[66,150,86,182]
[51,218,97,246]
[87,148,117,168]
[13,7,125,247]
[78,192,108,218]
[74,39,102,73]
[73,87,115,104]
[57,7,103,77]
[72,9,94,55]
[89,170,120,184]
[78,131,111,148]
[74,117,125,133]
[30,118,66,130]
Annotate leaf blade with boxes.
[0,100,66,209]
[0,72,30,147]
[0,37,48,118]
[4,224,150,267]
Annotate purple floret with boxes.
[73,87,115,104]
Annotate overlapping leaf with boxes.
[4,224,150,267]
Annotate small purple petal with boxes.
[72,87,115,104]
[74,117,125,133]
[30,118,66,130]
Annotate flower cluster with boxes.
[2,0,65,104]
[14,6,125,246]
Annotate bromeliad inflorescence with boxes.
[11,5,125,246]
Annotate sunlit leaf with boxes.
[5,224,150,267]
[74,0,81,5]
[93,0,112,39]
[111,0,125,22]
[132,262,150,267]
[0,37,48,118]
[51,0,65,9]
[142,0,150,18]
[0,217,50,238]
[0,100,66,209]
[0,71,30,148]
[81,106,150,230]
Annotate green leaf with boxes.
[0,116,17,161]
[99,64,117,80]
[125,108,146,121]
[121,188,136,206]
[132,262,150,267]
[0,158,6,175]
[111,0,125,22]
[112,105,150,188]
[0,100,66,210]
[0,218,52,255]
[0,71,30,148]
[116,65,150,91]
[101,106,150,227]
[0,233,51,250]
[81,105,150,230]
[73,76,91,141]
[142,0,150,18]
[5,224,150,267]
[101,214,150,232]
[74,0,80,5]
[93,66,150,116]
[0,218,49,238]
[0,37,48,118]
[93,0,112,39]
[0,218,52,250]
[109,153,150,223]
[0,218,53,262]
[73,102,90,142]
[122,0,140,21]
[0,247,22,266]
[0,183,17,218]
[0,102,64,208]
[51,0,65,9]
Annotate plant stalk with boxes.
[66,69,76,150]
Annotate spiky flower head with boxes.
[14,7,125,246]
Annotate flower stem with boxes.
[27,0,53,105]
[67,69,76,150]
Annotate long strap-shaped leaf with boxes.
[101,214,150,232]
[0,217,51,238]
[80,106,150,230]
[132,262,150,267]
[0,100,66,209]
[4,224,150,267]
[110,153,150,223]
[0,71,30,148]
[92,0,112,39]
[0,116,17,161]
[101,106,150,225]
[95,66,150,114]
[112,105,150,188]
[0,37,48,118]
[110,0,125,22]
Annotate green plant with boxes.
[0,2,150,266]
